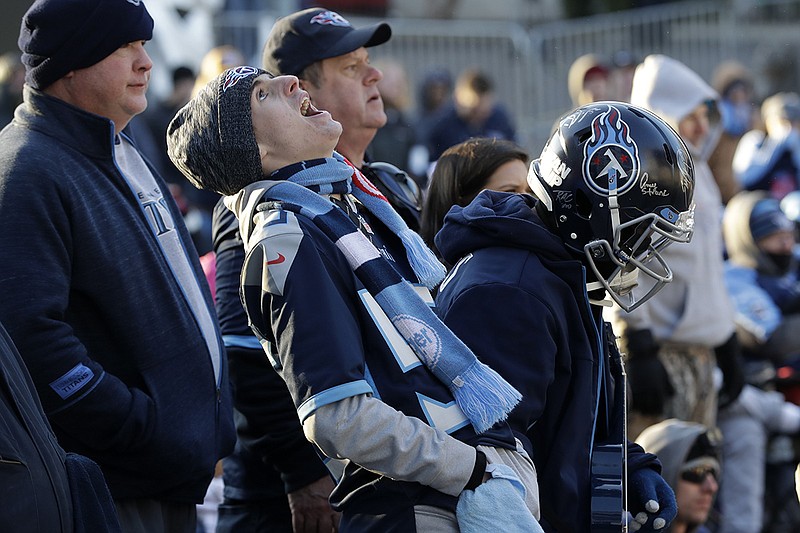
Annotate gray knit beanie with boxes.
[167,66,269,196]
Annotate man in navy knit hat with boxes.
[0,1,235,531]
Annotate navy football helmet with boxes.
[528,102,695,311]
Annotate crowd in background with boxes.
[3,1,800,532]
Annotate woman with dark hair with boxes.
[421,137,529,260]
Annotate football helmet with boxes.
[528,102,695,311]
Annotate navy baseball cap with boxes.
[262,8,391,77]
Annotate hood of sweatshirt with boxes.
[435,190,572,267]
[636,419,708,490]
[631,54,720,161]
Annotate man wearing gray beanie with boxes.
[208,8,422,532]
[167,67,541,532]
[0,1,235,531]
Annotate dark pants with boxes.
[215,497,292,533]
[114,498,197,533]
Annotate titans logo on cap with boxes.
[222,66,260,93]
[582,104,640,196]
[310,10,351,28]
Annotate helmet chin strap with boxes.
[586,168,622,308]
[586,281,614,307]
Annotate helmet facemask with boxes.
[585,185,695,311]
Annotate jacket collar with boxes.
[17,85,117,160]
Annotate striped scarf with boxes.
[255,153,521,433]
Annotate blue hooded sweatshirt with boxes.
[435,190,659,533]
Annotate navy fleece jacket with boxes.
[0,87,234,502]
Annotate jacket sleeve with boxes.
[226,345,330,493]
[627,440,662,474]
[213,200,329,493]
[304,394,479,496]
[0,159,154,453]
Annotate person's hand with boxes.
[457,463,543,533]
[627,467,677,532]
[715,333,745,408]
[623,329,674,416]
[286,476,340,533]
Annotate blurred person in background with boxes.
[426,67,517,163]
[368,59,420,184]
[733,91,800,200]
[708,60,755,204]
[0,51,24,129]
[719,190,800,533]
[141,65,196,185]
[410,67,453,184]
[609,50,639,103]
[567,53,611,107]
[193,45,246,98]
[609,54,744,440]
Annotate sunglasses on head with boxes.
[680,464,718,484]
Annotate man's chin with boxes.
[370,112,387,129]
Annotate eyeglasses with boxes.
[680,465,719,484]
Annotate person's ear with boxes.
[257,141,270,167]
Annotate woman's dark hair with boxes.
[420,137,528,258]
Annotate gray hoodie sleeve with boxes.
[303,394,479,496]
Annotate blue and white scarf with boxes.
[256,153,521,433]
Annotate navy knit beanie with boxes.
[750,197,794,242]
[167,66,269,197]
[18,0,154,90]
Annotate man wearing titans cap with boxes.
[0,1,235,531]
[262,7,421,230]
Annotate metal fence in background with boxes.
[216,0,800,156]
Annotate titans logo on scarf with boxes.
[392,314,442,368]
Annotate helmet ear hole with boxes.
[575,189,593,220]
[577,128,593,145]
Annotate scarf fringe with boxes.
[453,360,523,433]
[398,228,447,289]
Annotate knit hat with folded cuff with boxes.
[18,0,154,90]
[750,197,794,242]
[167,66,270,196]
